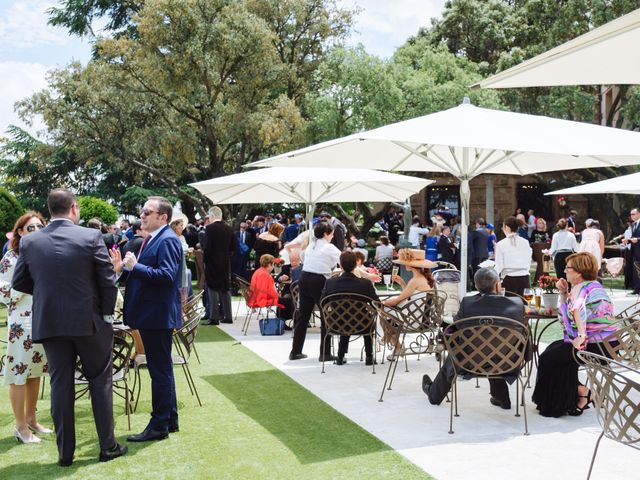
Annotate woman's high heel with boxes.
[568,390,593,416]
[28,423,53,434]
[14,427,41,444]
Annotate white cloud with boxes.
[339,0,446,57]
[0,0,69,49]
[0,61,51,137]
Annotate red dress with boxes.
[248,267,281,308]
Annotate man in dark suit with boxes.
[203,206,236,325]
[115,196,183,442]
[321,251,379,366]
[422,268,527,409]
[470,217,489,274]
[12,188,127,466]
[623,207,640,295]
[437,225,456,265]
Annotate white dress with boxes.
[578,228,603,266]
[0,249,48,385]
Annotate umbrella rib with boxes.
[473,151,523,176]
[469,149,497,173]
[447,147,464,175]
[391,141,457,175]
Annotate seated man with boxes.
[423,268,527,409]
[321,251,379,366]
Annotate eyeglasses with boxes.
[140,208,158,217]
[25,224,45,232]
[565,265,575,271]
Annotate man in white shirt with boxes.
[408,216,429,248]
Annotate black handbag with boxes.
[259,313,285,336]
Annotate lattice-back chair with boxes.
[433,268,461,317]
[577,351,640,480]
[377,290,448,402]
[172,313,203,407]
[240,284,280,335]
[602,257,625,293]
[598,321,640,369]
[319,293,378,374]
[616,300,640,321]
[443,316,531,435]
[75,328,135,429]
[375,256,394,274]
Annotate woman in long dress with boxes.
[1,212,51,443]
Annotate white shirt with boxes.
[548,230,578,257]
[375,244,394,259]
[301,238,341,276]
[408,225,429,247]
[494,234,532,277]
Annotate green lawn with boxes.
[0,307,430,480]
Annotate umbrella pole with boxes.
[305,203,316,230]
[459,179,471,300]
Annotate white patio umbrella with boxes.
[545,171,640,196]
[473,8,640,88]
[189,166,433,221]
[247,99,640,297]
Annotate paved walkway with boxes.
[217,292,640,480]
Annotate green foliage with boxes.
[77,196,119,225]
[0,187,24,236]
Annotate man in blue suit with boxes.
[114,196,183,442]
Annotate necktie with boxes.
[138,235,151,256]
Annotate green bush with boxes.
[0,188,24,237]
[77,196,118,225]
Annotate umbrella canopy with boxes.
[247,100,640,296]
[546,171,640,196]
[473,8,640,88]
[190,166,433,220]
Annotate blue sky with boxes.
[0,0,445,137]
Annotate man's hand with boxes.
[123,251,137,270]
[109,249,124,274]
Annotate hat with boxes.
[357,238,366,248]
[393,249,438,269]
[486,223,494,230]
[585,218,594,227]
[170,210,189,226]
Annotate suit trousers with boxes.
[338,335,373,358]
[42,324,116,461]
[208,287,232,321]
[426,356,510,406]
[553,251,572,281]
[291,272,331,356]
[139,329,178,431]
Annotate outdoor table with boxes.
[525,308,559,366]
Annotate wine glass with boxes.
[523,288,534,306]
[383,274,392,291]
[391,266,399,286]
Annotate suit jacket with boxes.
[632,222,640,260]
[321,272,379,302]
[123,224,183,330]
[437,235,456,264]
[470,228,490,259]
[244,227,257,251]
[203,220,236,290]
[12,220,117,342]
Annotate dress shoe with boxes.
[489,396,511,410]
[422,374,433,396]
[203,319,220,326]
[318,354,336,362]
[221,318,233,324]
[289,352,308,360]
[127,428,169,442]
[365,355,376,366]
[14,427,41,444]
[169,425,179,433]
[58,458,73,467]
[335,356,347,365]
[99,443,128,462]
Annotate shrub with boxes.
[77,196,118,225]
[0,187,24,237]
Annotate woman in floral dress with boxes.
[1,211,51,443]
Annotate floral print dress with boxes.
[1,249,48,385]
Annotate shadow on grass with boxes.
[204,369,390,464]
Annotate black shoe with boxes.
[221,318,233,324]
[284,324,293,331]
[203,319,220,326]
[127,428,169,442]
[289,352,308,361]
[99,443,128,462]
[489,396,511,410]
[318,354,336,362]
[365,356,377,366]
[169,425,179,433]
[58,458,73,467]
[422,374,433,395]
[336,356,347,365]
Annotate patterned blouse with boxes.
[559,281,618,343]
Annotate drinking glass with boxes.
[391,266,399,285]
[534,288,542,309]
[523,288,534,305]
[383,274,392,291]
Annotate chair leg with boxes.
[124,379,131,430]
[586,431,604,480]
[321,334,327,374]
[181,363,202,407]
[520,377,529,436]
[378,355,396,402]
[40,376,46,400]
[134,367,142,412]
[192,343,201,364]
[475,377,480,388]
[449,379,456,434]
[515,377,520,417]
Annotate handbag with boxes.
[259,313,285,336]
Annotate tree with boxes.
[77,196,119,225]
[0,187,24,236]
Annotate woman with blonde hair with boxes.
[1,211,51,443]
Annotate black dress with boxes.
[254,237,280,264]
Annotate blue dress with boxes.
[425,236,438,262]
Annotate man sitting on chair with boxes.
[422,268,527,409]
[321,251,379,366]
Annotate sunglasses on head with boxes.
[26,224,45,232]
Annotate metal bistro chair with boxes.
[233,274,252,322]
[319,293,378,374]
[183,290,204,364]
[375,256,394,274]
[240,284,280,335]
[75,328,135,429]
[616,300,640,321]
[577,351,640,480]
[443,316,531,435]
[377,290,447,401]
[598,320,640,369]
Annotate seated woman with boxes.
[374,235,395,273]
[353,251,381,283]
[532,252,619,417]
[254,223,285,267]
[381,249,436,357]
[248,254,282,309]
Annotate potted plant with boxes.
[537,274,559,308]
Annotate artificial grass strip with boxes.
[0,316,431,480]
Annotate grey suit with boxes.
[12,219,118,462]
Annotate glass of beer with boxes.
[523,288,534,305]
[534,288,542,309]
